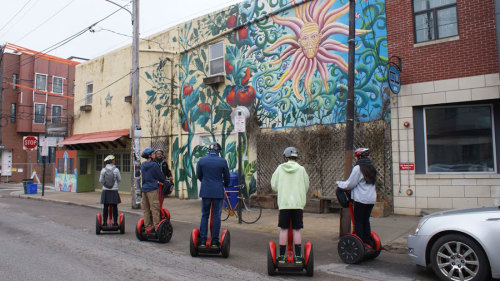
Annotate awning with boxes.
[57,129,129,149]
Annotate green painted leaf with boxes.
[145,72,152,80]
[146,90,156,96]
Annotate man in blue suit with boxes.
[196,142,230,248]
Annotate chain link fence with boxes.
[255,120,392,205]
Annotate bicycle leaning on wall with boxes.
[221,184,262,224]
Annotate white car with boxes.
[407,206,500,281]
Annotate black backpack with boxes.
[103,168,115,188]
[336,187,351,208]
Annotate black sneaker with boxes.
[294,255,304,265]
[277,255,286,264]
[211,242,220,249]
[113,222,118,227]
[200,242,206,247]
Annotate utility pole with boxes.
[340,0,356,237]
[131,0,141,209]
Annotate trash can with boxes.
[27,184,38,194]
[22,179,34,194]
[224,172,239,209]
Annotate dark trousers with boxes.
[103,204,118,224]
[200,198,223,243]
[353,201,375,247]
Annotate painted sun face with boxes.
[265,0,369,100]
[299,22,321,59]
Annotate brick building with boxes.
[0,43,78,183]
[387,0,500,215]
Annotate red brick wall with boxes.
[386,0,499,85]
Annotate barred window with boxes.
[96,154,103,171]
[115,154,121,171]
[122,153,131,172]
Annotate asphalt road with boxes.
[0,188,439,281]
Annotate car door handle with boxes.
[486,218,500,221]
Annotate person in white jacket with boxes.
[99,155,122,226]
[336,148,377,248]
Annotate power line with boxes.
[0,0,35,34]
[14,0,77,43]
[0,5,127,76]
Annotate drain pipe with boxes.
[496,0,500,76]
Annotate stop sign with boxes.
[23,136,38,151]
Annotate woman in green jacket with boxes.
[271,147,309,264]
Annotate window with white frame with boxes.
[34,103,46,124]
[209,42,224,76]
[12,74,18,89]
[35,74,47,91]
[413,0,458,43]
[53,77,63,94]
[424,105,495,173]
[86,82,93,105]
[52,105,62,124]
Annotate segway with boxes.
[96,205,125,234]
[190,202,230,258]
[267,221,314,276]
[337,190,381,264]
[135,182,173,243]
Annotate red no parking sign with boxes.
[23,136,38,151]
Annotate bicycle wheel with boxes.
[241,197,262,224]
[221,207,231,221]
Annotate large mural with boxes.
[145,0,388,198]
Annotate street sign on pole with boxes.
[23,136,38,152]
[40,137,49,157]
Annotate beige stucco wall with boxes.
[74,28,180,137]
[391,73,500,215]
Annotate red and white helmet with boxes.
[354,148,370,158]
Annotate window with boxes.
[96,154,103,171]
[413,0,458,43]
[10,103,16,123]
[53,77,63,94]
[12,74,18,89]
[424,105,495,173]
[51,105,62,124]
[209,42,224,76]
[86,82,93,105]
[37,147,56,164]
[35,74,47,91]
[80,158,89,175]
[34,103,46,124]
[114,154,121,171]
[57,158,65,173]
[122,153,131,172]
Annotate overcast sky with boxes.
[0,0,243,60]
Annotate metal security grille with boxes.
[255,120,392,205]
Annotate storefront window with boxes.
[425,105,495,173]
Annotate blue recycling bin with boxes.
[224,172,239,209]
[27,184,38,194]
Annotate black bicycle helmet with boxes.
[141,147,154,159]
[354,148,370,158]
[283,147,299,158]
[208,142,222,152]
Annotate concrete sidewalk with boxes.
[8,184,417,253]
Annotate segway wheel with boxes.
[158,221,173,243]
[305,244,314,277]
[95,214,101,235]
[119,215,125,234]
[267,244,276,276]
[221,231,230,258]
[338,235,364,264]
[190,233,198,257]
[135,219,146,241]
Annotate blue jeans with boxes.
[199,198,223,243]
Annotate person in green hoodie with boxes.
[271,146,310,264]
